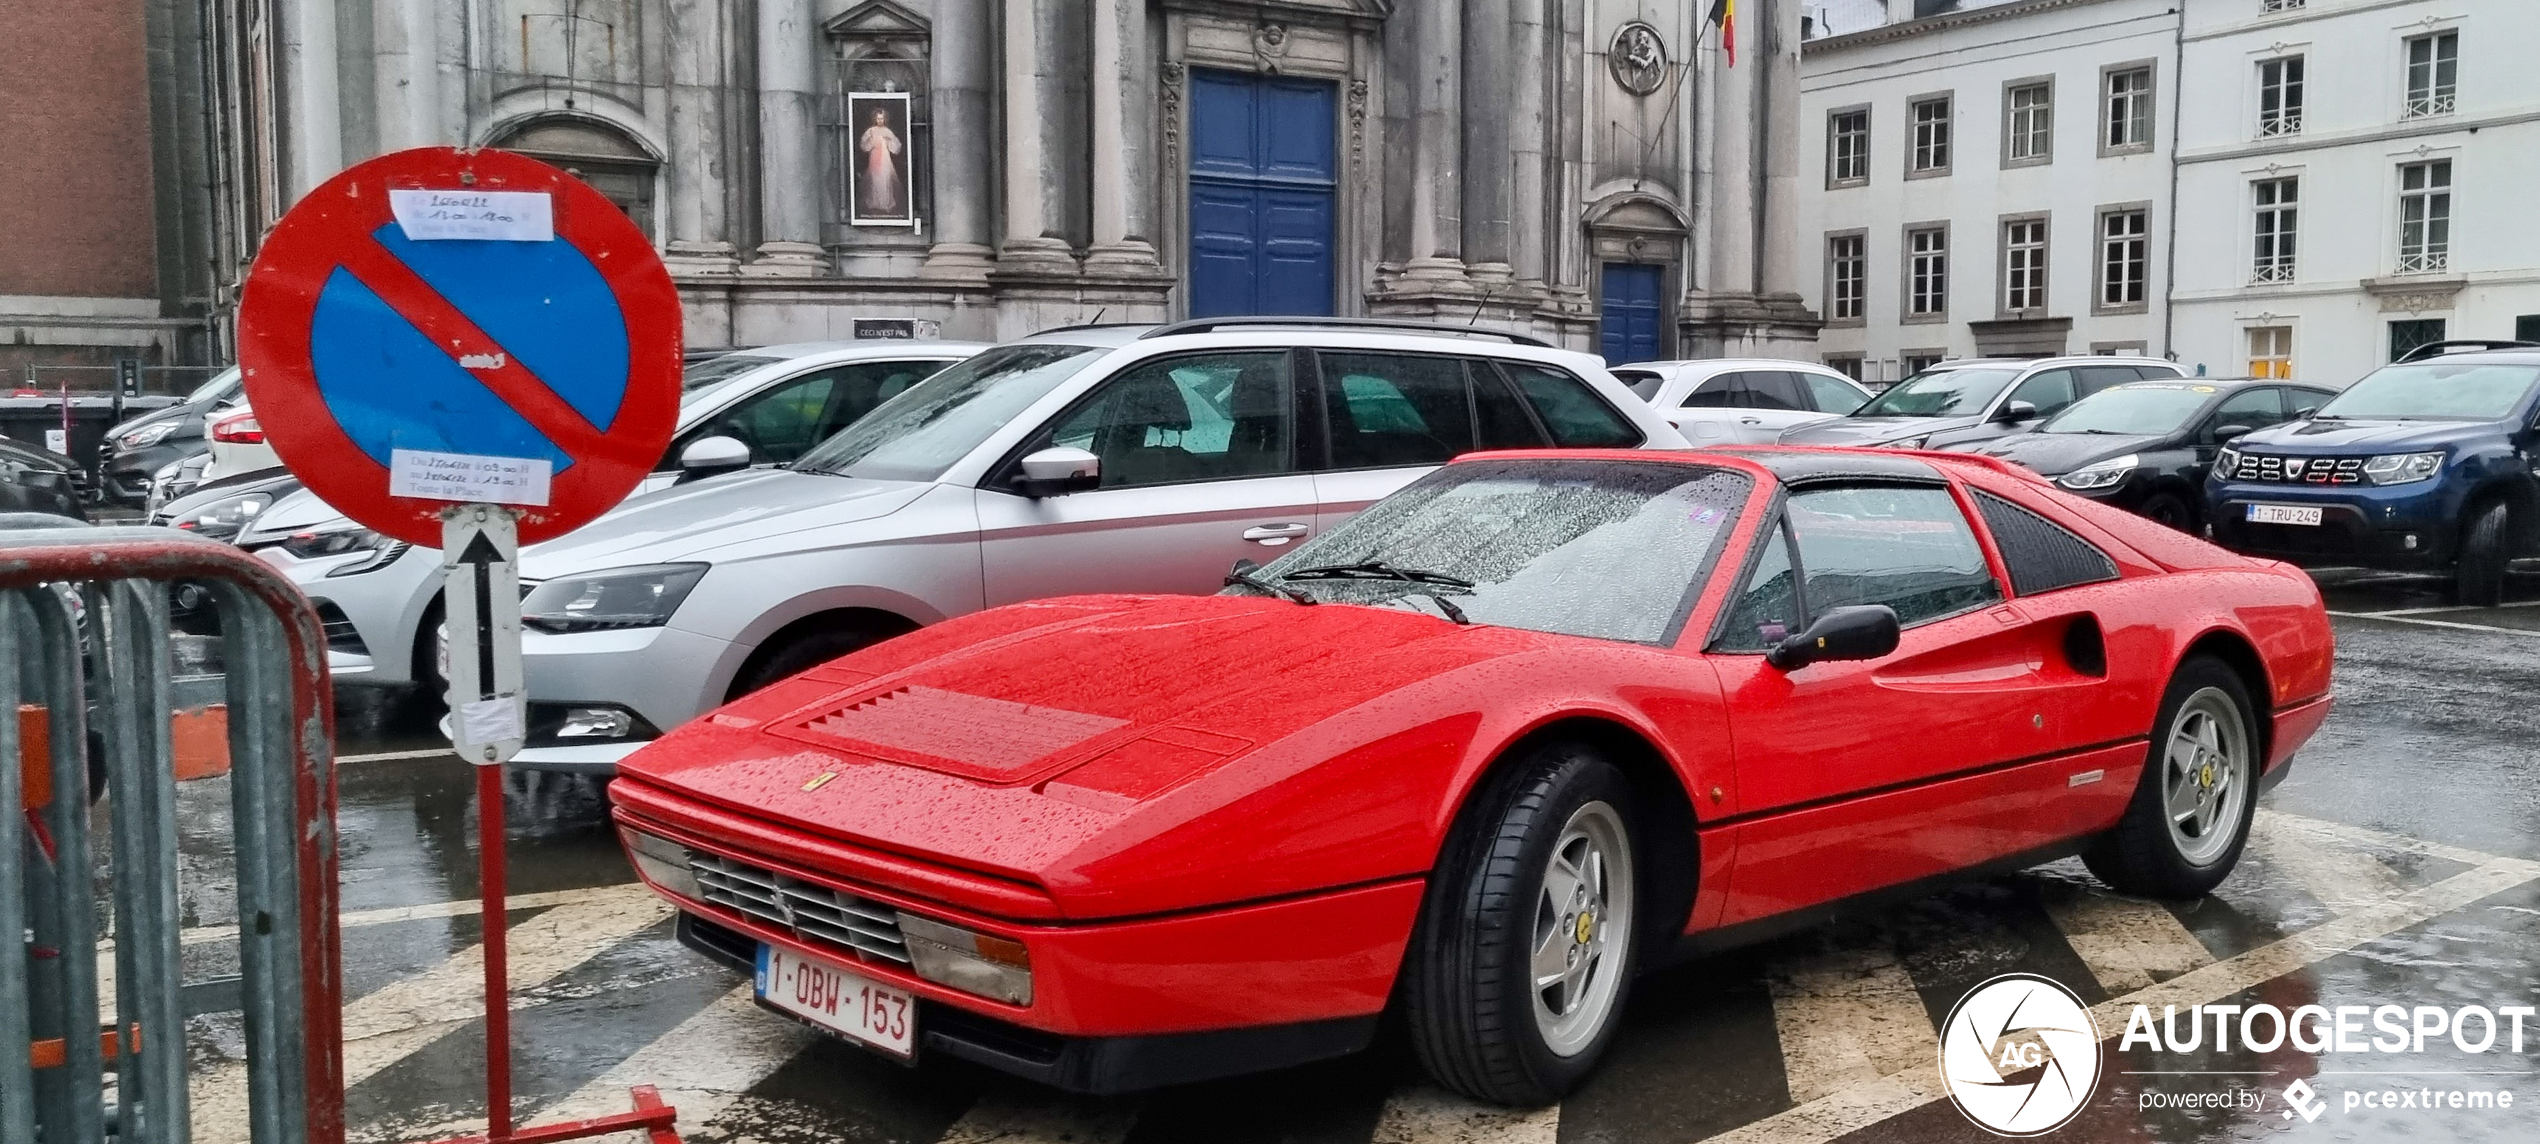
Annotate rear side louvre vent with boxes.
[1973,490,2120,597]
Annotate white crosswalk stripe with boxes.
[532,983,818,1143]
[1764,940,1929,1103]
[934,1092,1140,1144]
[2043,887,2213,995]
[1370,1085,1559,1144]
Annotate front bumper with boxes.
[499,624,735,773]
[675,912,1380,1094]
[613,796,1422,1088]
[2204,480,2459,569]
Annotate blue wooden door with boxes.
[1599,264,1666,364]
[1188,70,1337,317]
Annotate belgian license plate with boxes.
[756,943,916,1058]
[2246,504,2323,526]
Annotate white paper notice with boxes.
[43,429,67,454]
[388,189,555,242]
[460,695,525,747]
[390,449,554,505]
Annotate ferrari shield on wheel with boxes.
[1405,742,1641,1106]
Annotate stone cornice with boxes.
[1803,0,2139,55]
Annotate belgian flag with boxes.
[1708,0,1737,67]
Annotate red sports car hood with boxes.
[617,594,1547,916]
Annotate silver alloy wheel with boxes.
[1529,800,1635,1057]
[2163,687,2252,867]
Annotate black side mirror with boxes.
[2211,423,2254,443]
[1766,605,1902,671]
[1995,400,2040,424]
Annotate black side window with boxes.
[1740,372,1811,412]
[2007,368,2080,419]
[1971,489,2119,597]
[1473,364,1551,450]
[1713,521,1802,652]
[1504,363,1644,447]
[1322,352,1476,469]
[2078,365,2145,398]
[1787,484,2002,626]
[1681,374,1741,408]
[2209,387,2286,432]
[1039,352,1295,489]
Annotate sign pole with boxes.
[442,504,525,1139]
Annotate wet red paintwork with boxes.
[611,446,2336,1042]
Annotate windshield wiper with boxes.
[1225,563,1317,606]
[1408,591,1471,625]
[1281,560,1477,588]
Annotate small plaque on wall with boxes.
[854,319,940,340]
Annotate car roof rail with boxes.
[2394,338,2540,364]
[1028,321,1156,337]
[1137,316,1557,349]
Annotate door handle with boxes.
[1243,522,1311,545]
[1738,417,1764,425]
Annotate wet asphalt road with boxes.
[159,568,2540,1144]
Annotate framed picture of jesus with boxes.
[847,91,915,227]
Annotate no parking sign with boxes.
[237,146,681,548]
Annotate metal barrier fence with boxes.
[1,524,344,1144]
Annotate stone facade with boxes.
[196,0,1820,359]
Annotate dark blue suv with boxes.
[2206,341,2540,605]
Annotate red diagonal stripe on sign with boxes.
[332,233,610,457]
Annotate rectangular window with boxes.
[1826,233,1867,322]
[1828,108,1870,185]
[2099,209,2149,309]
[2261,0,2304,11]
[1911,96,1953,174]
[2104,67,2153,152]
[2405,31,2458,119]
[2519,315,2540,343]
[1907,226,1949,318]
[2005,81,2054,165]
[2398,159,2453,274]
[1823,355,1865,382]
[2002,218,2049,315]
[2248,326,2294,378]
[2390,318,2447,362]
[2258,57,2304,137]
[2253,177,2299,284]
[1903,351,1948,376]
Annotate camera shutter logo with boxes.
[1939,974,2103,1136]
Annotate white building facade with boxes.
[1802,0,2540,388]
[193,0,1823,360]
[1798,0,2177,385]
[2171,0,2540,383]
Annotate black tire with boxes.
[2139,492,2194,532]
[726,619,904,699]
[2454,499,2510,608]
[1402,742,1641,1106]
[2083,657,2260,899]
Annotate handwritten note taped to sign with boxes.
[390,449,554,506]
[388,189,555,242]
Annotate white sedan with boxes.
[1611,359,1873,445]
[239,340,985,696]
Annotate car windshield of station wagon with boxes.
[2314,363,2540,422]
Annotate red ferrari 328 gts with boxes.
[609,446,2333,1105]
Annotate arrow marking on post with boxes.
[458,529,504,711]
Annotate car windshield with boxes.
[186,369,242,404]
[1851,367,2022,417]
[792,344,1105,482]
[680,353,784,396]
[1248,459,1751,643]
[1613,370,1666,402]
[2315,362,2540,421]
[2039,384,2213,435]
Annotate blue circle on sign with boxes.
[307,224,632,472]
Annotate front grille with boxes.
[2234,454,2363,485]
[689,850,911,966]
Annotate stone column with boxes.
[1459,0,1513,287]
[1508,0,1549,285]
[922,0,997,279]
[1705,48,1757,299]
[1085,0,1159,270]
[278,0,342,198]
[1756,0,1804,298]
[996,0,1076,271]
[1401,0,1465,284]
[664,0,736,272]
[373,0,441,151]
[748,0,825,275]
